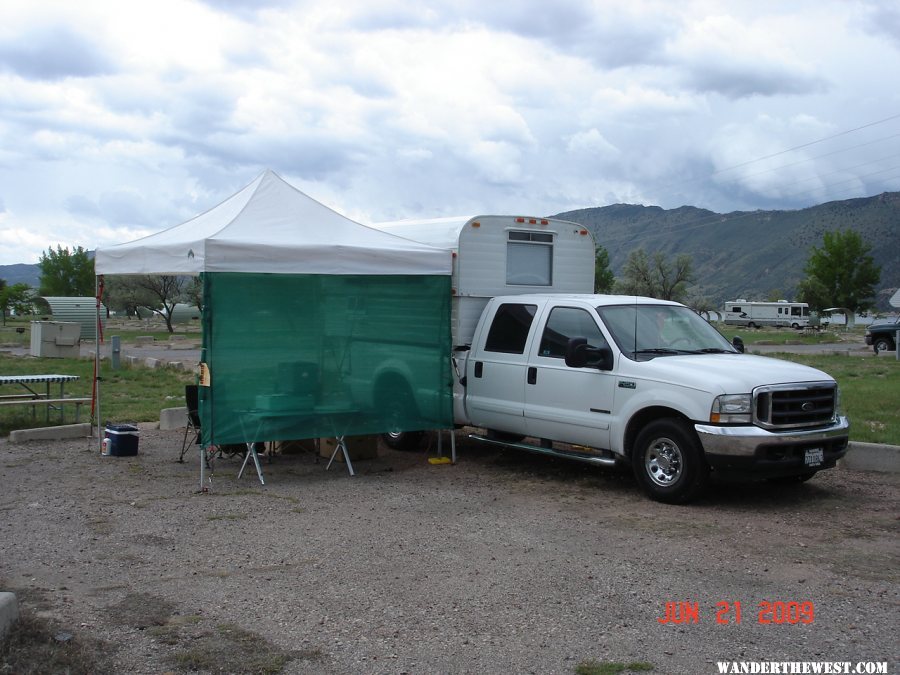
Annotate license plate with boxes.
[804,447,824,467]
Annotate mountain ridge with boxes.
[2,193,897,310]
[554,191,899,308]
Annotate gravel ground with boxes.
[1,428,897,675]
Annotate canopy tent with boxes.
[95,170,453,474]
[95,169,448,276]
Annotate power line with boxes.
[710,113,900,176]
[729,133,900,183]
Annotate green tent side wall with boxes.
[199,272,453,446]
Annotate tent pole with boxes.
[94,275,102,450]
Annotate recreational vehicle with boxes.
[723,300,809,329]
[365,217,847,504]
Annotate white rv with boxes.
[372,215,597,346]
[723,300,810,329]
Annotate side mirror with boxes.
[732,336,745,353]
[565,337,589,368]
[565,337,614,370]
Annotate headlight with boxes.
[835,386,843,417]
[710,394,752,424]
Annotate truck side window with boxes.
[484,303,537,354]
[539,307,608,359]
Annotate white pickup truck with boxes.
[452,294,850,503]
[371,215,849,503]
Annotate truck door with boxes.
[524,306,615,449]
[465,302,537,434]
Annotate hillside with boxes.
[3,193,898,310]
[555,192,900,309]
[0,263,40,288]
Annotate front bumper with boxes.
[694,416,850,478]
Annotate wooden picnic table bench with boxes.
[0,397,91,422]
[0,374,84,423]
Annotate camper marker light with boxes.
[471,221,481,228]
[516,217,525,223]
[710,394,752,424]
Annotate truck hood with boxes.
[625,353,834,395]
[866,320,900,332]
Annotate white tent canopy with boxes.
[94,170,450,276]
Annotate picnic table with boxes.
[0,374,87,423]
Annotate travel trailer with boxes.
[723,300,810,329]
[364,218,847,503]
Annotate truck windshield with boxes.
[596,304,736,361]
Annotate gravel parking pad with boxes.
[1,429,897,674]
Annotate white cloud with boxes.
[0,0,898,265]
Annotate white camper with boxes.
[723,300,810,329]
[373,215,596,345]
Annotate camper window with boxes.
[507,231,553,286]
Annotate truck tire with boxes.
[873,337,894,353]
[378,379,425,451]
[632,419,709,504]
[381,429,425,451]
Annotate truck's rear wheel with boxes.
[632,419,709,504]
[379,381,425,451]
[381,429,425,451]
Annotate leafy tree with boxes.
[594,245,615,293]
[38,245,95,296]
[615,248,694,301]
[104,276,162,318]
[798,229,880,313]
[0,282,34,325]
[185,277,203,310]
[105,275,187,333]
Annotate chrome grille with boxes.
[754,382,837,430]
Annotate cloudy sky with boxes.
[1,0,899,265]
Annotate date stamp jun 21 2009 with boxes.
[657,601,815,625]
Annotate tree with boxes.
[104,276,162,318]
[105,275,187,333]
[798,229,880,313]
[615,248,694,301]
[38,245,95,296]
[594,245,615,293]
[185,277,203,310]
[0,282,34,325]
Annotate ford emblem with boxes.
[801,401,815,412]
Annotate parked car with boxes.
[865,318,900,352]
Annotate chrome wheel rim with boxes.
[644,436,683,487]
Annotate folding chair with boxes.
[178,384,201,462]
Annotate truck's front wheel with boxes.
[873,337,894,353]
[632,419,709,504]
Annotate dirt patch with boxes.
[1,430,897,674]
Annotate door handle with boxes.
[527,366,537,385]
[474,362,483,378]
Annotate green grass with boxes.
[0,352,193,435]
[718,325,862,346]
[1,346,896,446]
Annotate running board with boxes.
[468,434,618,467]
